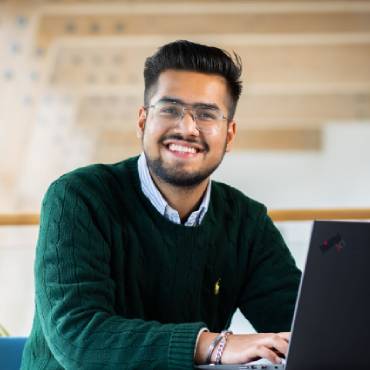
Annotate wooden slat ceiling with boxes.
[1,0,370,161]
[8,0,370,3]
[1,0,369,211]
[36,11,370,49]
[50,43,370,86]
[76,93,370,130]
[38,0,368,157]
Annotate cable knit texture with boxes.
[21,156,301,370]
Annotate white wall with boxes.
[215,122,370,209]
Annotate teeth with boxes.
[168,144,197,154]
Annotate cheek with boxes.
[144,123,159,137]
[208,135,228,155]
[142,123,163,149]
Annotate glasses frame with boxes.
[144,100,230,134]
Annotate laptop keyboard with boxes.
[237,366,284,369]
[195,365,285,369]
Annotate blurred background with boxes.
[0,0,369,336]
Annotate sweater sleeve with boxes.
[238,207,302,333]
[35,178,205,370]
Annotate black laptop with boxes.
[195,221,370,370]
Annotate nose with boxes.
[175,110,200,136]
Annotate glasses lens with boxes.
[195,108,220,122]
[155,102,182,121]
[195,108,223,133]
[151,101,225,134]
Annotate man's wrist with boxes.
[194,327,209,358]
[194,331,219,364]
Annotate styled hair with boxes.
[143,40,243,119]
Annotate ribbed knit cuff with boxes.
[168,322,206,369]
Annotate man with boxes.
[21,40,301,369]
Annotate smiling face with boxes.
[137,69,236,188]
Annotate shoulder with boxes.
[211,180,267,223]
[58,163,112,188]
[50,157,137,191]
[43,156,138,211]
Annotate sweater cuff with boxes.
[168,322,206,369]
[194,327,209,358]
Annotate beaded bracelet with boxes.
[205,331,225,364]
[205,330,233,364]
[214,331,232,364]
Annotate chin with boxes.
[148,158,220,187]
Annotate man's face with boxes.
[137,69,236,188]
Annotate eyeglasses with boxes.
[144,100,229,134]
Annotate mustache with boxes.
[159,134,209,152]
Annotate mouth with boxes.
[162,139,205,158]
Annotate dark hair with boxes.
[143,40,243,119]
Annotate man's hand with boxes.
[195,331,290,365]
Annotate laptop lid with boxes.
[285,220,370,370]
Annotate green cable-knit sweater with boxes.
[21,156,301,370]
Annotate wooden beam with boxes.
[75,93,370,131]
[49,43,370,87]
[236,93,370,127]
[232,128,322,150]
[33,0,370,7]
[37,1,370,15]
[37,11,370,48]
[236,44,370,85]
[0,214,40,226]
[270,208,370,221]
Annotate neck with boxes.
[149,171,209,222]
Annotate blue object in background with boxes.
[0,337,27,370]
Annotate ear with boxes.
[225,120,236,152]
[137,106,147,139]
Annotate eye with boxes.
[159,104,181,117]
[196,109,218,121]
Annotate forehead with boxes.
[151,70,229,109]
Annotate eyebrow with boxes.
[157,96,221,111]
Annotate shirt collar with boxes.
[137,153,211,226]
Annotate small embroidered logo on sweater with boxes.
[214,278,221,295]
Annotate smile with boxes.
[168,144,197,154]
[162,139,206,157]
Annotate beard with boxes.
[144,134,227,188]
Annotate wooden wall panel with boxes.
[24,0,370,3]
[49,43,370,87]
[37,12,370,49]
[94,127,322,164]
[236,44,370,85]
[23,0,370,3]
[76,92,370,132]
[237,93,370,127]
